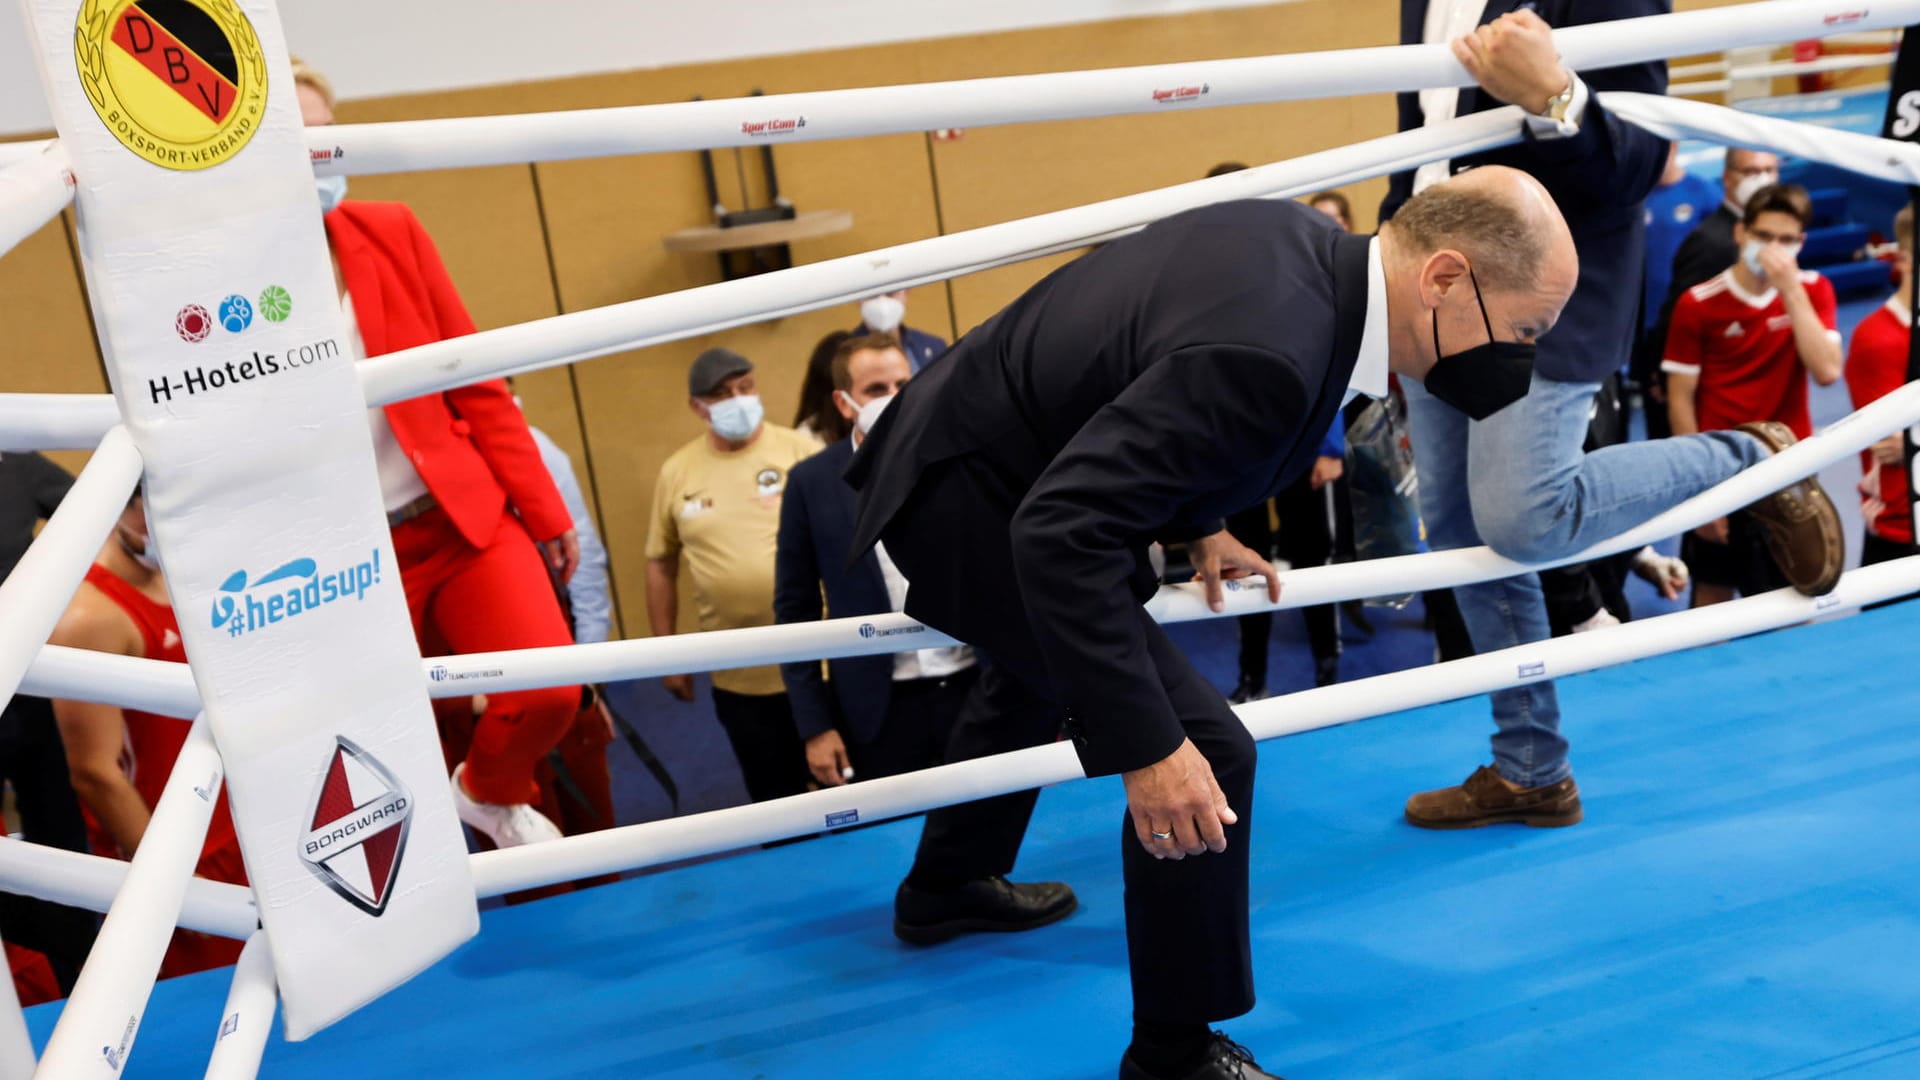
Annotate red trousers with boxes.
[393,505,579,805]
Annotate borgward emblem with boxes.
[299,736,412,917]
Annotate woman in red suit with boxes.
[296,61,581,848]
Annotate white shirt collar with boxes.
[1346,237,1391,405]
[1885,290,1913,328]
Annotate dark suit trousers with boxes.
[0,694,98,991]
[886,454,1258,1024]
[1225,478,1341,683]
[852,668,976,781]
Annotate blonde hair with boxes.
[289,56,335,109]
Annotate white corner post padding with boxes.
[0,142,73,261]
[0,424,141,710]
[202,931,276,1080]
[288,0,1920,174]
[467,556,1920,898]
[35,715,224,1079]
[18,0,475,1043]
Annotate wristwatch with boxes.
[1541,77,1576,122]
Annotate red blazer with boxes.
[325,201,571,549]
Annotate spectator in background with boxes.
[0,451,96,996]
[1642,142,1718,341]
[647,348,819,803]
[852,290,947,372]
[775,334,977,786]
[1846,204,1920,580]
[1640,147,1782,438]
[793,329,853,444]
[1665,184,1840,607]
[297,58,580,851]
[48,490,246,978]
[1308,189,1355,231]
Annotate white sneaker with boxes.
[1570,606,1621,634]
[450,764,563,848]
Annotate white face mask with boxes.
[706,393,764,441]
[1730,171,1777,212]
[118,525,160,570]
[317,174,349,214]
[860,295,905,333]
[839,391,897,436]
[1741,236,1800,279]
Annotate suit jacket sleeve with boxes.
[402,210,574,541]
[774,471,837,742]
[1010,345,1311,776]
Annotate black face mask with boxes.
[1422,268,1536,421]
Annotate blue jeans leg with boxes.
[1401,373,1765,787]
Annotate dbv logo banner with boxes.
[211,550,385,638]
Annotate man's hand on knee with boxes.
[1123,738,1237,859]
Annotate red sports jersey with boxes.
[1845,296,1913,545]
[81,564,247,977]
[1662,269,1838,439]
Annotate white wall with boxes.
[0,0,1291,136]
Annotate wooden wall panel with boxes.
[0,197,106,477]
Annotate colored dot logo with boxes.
[218,294,253,333]
[175,304,211,343]
[257,285,291,322]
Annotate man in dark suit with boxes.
[773,333,990,789]
[848,167,1586,1079]
[1383,4,1842,831]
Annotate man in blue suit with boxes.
[1384,3,1843,830]
[773,333,986,787]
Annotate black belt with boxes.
[892,666,978,695]
[386,494,438,527]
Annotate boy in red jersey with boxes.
[1664,184,1843,606]
[47,491,247,978]
[1846,204,1920,576]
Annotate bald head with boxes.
[1385,166,1575,297]
[1378,166,1579,381]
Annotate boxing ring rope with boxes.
[3,8,1919,1076]
[0,0,1895,178]
[14,372,1920,726]
[37,714,224,1075]
[11,85,1920,458]
[203,932,275,1080]
[0,143,70,260]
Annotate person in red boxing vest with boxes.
[296,59,581,848]
[48,490,245,978]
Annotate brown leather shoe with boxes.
[1404,765,1582,830]
[1735,420,1843,597]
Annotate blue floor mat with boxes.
[31,601,1920,1079]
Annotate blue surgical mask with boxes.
[707,394,764,441]
[316,174,348,215]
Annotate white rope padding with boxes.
[0,946,31,1080]
[36,715,224,1079]
[19,376,1920,718]
[0,142,71,263]
[9,552,1920,939]
[202,931,275,1080]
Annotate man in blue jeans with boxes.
[1387,2,1844,827]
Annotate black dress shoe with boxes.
[1341,599,1374,638]
[1226,675,1267,705]
[1119,1032,1285,1079]
[1313,654,1339,688]
[893,875,1077,945]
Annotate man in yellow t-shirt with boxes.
[646,347,820,803]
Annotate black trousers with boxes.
[1225,477,1339,682]
[1862,532,1920,610]
[0,695,98,992]
[886,454,1258,1024]
[852,668,977,781]
[711,688,810,803]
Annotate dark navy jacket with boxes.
[846,199,1369,775]
[1382,0,1671,385]
[773,436,897,745]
